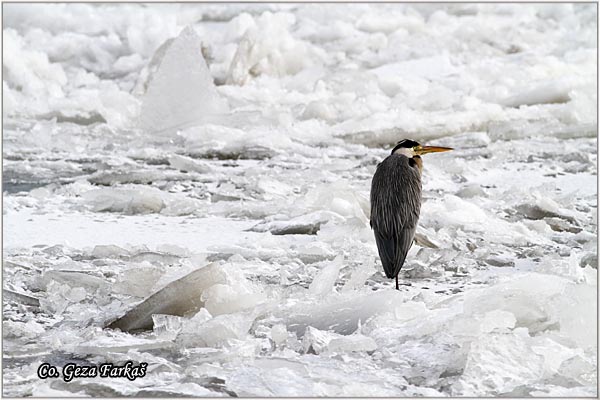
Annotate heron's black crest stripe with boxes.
[391,139,420,155]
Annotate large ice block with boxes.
[139,26,228,134]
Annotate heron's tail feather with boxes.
[374,231,396,278]
[392,226,416,278]
[374,227,416,279]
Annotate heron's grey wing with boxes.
[374,229,396,278]
[391,226,417,279]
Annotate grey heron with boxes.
[370,139,453,290]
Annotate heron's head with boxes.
[391,139,453,158]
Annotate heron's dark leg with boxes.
[395,275,399,290]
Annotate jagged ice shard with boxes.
[139,26,229,134]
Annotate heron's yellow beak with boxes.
[414,145,453,155]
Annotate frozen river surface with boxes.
[3,3,598,397]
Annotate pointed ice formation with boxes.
[139,26,228,134]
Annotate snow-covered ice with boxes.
[3,3,597,397]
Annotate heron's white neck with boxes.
[393,147,415,158]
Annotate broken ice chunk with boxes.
[484,254,515,268]
[139,26,228,134]
[202,282,265,316]
[462,273,567,334]
[579,254,597,269]
[168,154,212,173]
[88,170,170,186]
[301,326,377,354]
[556,355,597,387]
[548,283,597,349]
[91,244,130,259]
[302,181,370,222]
[226,12,319,85]
[39,282,87,315]
[106,262,228,332]
[302,326,337,354]
[285,290,408,335]
[177,311,254,348]
[480,310,516,333]
[72,330,173,355]
[152,314,184,340]
[308,255,343,296]
[400,259,443,279]
[456,329,545,396]
[83,187,165,214]
[341,259,376,292]
[3,320,45,339]
[456,184,487,199]
[544,217,582,233]
[327,334,377,354]
[127,251,182,264]
[114,265,163,298]
[516,198,571,221]
[249,212,335,236]
[501,81,571,108]
[4,288,41,308]
[169,308,213,347]
[270,324,288,346]
[41,270,108,292]
[414,227,441,248]
[515,196,582,235]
